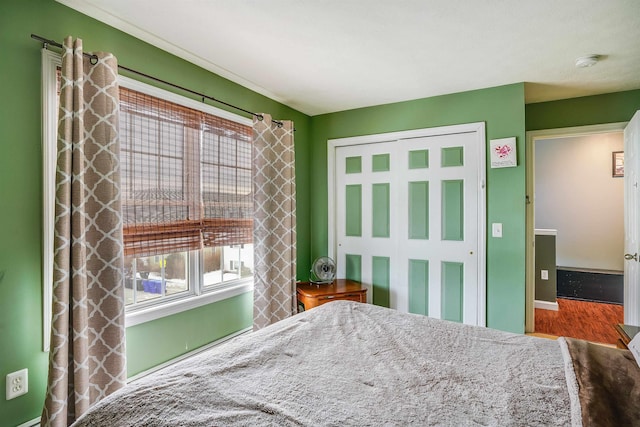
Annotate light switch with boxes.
[541,270,549,280]
[492,223,502,238]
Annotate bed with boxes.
[72,300,640,426]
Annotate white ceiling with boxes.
[58,0,640,116]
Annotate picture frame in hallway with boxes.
[612,151,624,177]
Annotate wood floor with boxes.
[534,298,624,345]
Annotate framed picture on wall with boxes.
[612,151,624,177]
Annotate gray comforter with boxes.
[72,300,580,426]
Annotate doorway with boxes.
[525,122,628,340]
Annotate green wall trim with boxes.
[408,181,429,239]
[345,156,362,174]
[409,149,429,169]
[372,183,390,238]
[441,146,464,167]
[345,184,363,236]
[372,256,390,307]
[345,254,362,283]
[372,153,390,172]
[408,259,429,315]
[442,261,464,322]
[442,180,464,241]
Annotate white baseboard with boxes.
[17,417,40,427]
[535,300,559,311]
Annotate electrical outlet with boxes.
[541,270,549,280]
[6,369,28,400]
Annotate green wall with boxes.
[309,84,528,334]
[126,292,253,377]
[526,89,640,130]
[0,1,310,425]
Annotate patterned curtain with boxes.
[41,37,126,426]
[252,115,297,329]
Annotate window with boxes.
[42,51,254,349]
[118,83,254,311]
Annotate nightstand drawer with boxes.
[316,293,364,303]
[296,279,367,311]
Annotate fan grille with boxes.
[311,256,336,283]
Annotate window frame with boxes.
[42,50,254,351]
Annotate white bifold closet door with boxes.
[330,123,486,326]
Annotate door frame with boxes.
[525,122,628,333]
[327,122,487,325]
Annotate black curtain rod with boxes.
[30,34,285,127]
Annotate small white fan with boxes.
[310,256,336,284]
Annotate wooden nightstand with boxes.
[615,323,640,349]
[296,279,367,311]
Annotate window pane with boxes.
[203,247,223,287]
[225,244,254,280]
[239,244,254,278]
[121,109,189,226]
[123,256,140,306]
[124,251,189,306]
[237,168,252,197]
[165,252,188,296]
[203,244,253,287]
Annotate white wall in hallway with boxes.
[535,132,624,272]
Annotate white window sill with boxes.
[125,281,253,327]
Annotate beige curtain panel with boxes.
[42,37,126,426]
[252,115,297,329]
